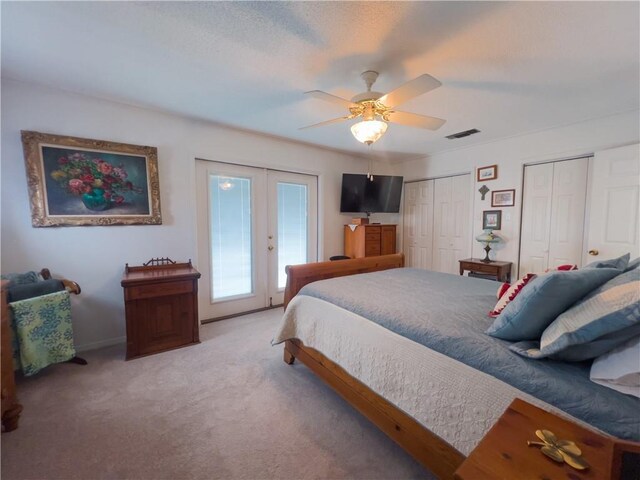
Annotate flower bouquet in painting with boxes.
[50,152,144,211]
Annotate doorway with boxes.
[196,160,318,320]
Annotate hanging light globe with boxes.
[350,119,388,145]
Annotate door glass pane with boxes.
[210,175,252,300]
[277,182,308,289]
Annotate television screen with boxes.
[340,174,404,213]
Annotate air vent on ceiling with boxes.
[446,128,480,140]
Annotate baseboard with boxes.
[75,336,126,353]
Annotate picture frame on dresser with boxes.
[21,131,162,227]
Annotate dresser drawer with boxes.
[365,226,381,234]
[126,280,193,301]
[365,232,381,242]
[472,263,497,274]
[365,244,381,256]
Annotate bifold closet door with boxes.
[520,163,553,275]
[548,159,588,267]
[432,174,471,274]
[520,158,588,275]
[403,180,434,269]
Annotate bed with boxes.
[272,254,640,479]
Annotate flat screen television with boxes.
[340,174,404,213]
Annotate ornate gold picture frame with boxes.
[21,131,162,227]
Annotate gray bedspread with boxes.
[299,268,640,441]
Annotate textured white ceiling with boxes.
[2,1,639,161]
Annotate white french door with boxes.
[196,161,317,320]
[267,170,318,307]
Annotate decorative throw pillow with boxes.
[547,264,578,272]
[489,274,536,318]
[497,282,511,299]
[486,267,622,341]
[583,253,630,271]
[509,280,640,361]
[590,335,640,398]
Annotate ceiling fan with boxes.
[301,71,446,145]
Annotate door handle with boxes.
[588,249,599,256]
[268,245,274,251]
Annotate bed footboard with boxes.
[283,339,464,479]
[283,253,404,309]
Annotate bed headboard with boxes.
[283,253,404,309]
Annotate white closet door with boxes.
[432,174,470,274]
[585,144,640,263]
[403,182,419,268]
[403,180,435,269]
[520,163,554,275]
[548,158,589,269]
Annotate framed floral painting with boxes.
[21,131,162,226]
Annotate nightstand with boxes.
[455,398,639,480]
[459,258,512,282]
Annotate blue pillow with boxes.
[588,266,639,296]
[583,253,630,270]
[486,267,622,341]
[625,257,640,272]
[510,280,640,361]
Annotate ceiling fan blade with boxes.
[387,111,446,130]
[379,74,442,108]
[305,90,357,109]
[299,116,351,130]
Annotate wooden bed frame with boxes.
[280,254,639,480]
[282,254,465,479]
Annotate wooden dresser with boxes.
[1,281,22,432]
[121,260,201,360]
[344,224,397,258]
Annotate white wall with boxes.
[396,110,640,277]
[1,79,393,350]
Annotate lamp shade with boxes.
[476,229,502,262]
[476,230,501,244]
[351,120,388,145]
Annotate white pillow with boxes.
[590,335,640,398]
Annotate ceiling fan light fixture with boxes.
[350,119,388,145]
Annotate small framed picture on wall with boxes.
[491,189,515,207]
[483,210,502,230]
[477,164,497,182]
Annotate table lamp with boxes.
[476,230,502,263]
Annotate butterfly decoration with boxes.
[527,429,589,470]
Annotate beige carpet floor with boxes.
[1,309,431,480]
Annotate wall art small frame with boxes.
[477,164,498,182]
[21,131,162,227]
[482,210,502,230]
[491,189,515,207]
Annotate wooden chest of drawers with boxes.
[344,224,397,258]
[121,261,201,360]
